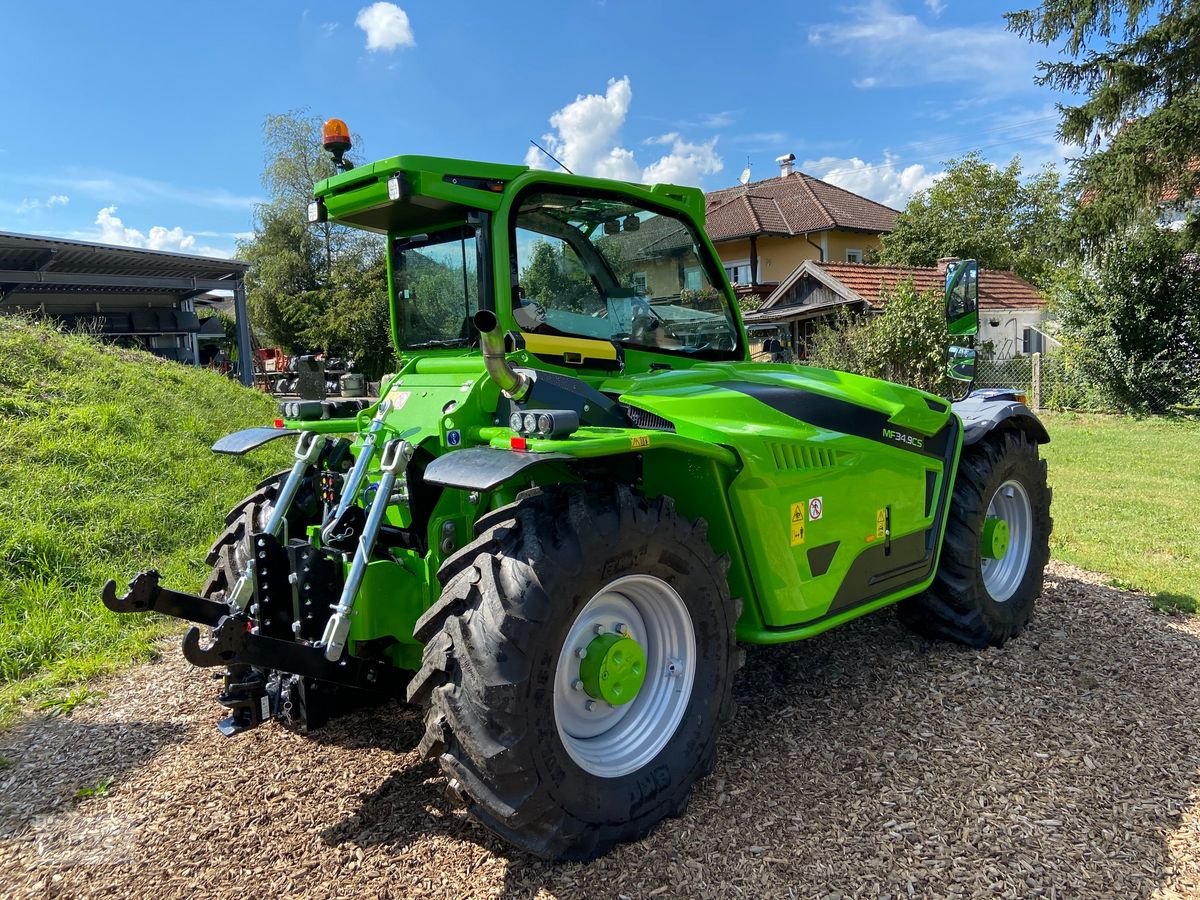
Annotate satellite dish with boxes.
[739,166,751,185]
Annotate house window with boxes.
[631,272,648,294]
[845,249,863,263]
[683,266,703,291]
[723,259,756,284]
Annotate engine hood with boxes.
[604,362,953,451]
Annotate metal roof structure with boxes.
[0,231,254,385]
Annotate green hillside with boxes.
[0,319,290,725]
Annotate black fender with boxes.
[422,447,571,492]
[952,394,1050,446]
[212,426,299,456]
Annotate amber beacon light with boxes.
[322,118,353,170]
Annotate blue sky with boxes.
[1,0,1072,258]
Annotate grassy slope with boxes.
[1041,412,1200,610]
[0,320,289,724]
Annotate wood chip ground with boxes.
[2,562,1199,899]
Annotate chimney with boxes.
[776,153,796,177]
[936,256,960,276]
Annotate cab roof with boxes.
[313,154,707,235]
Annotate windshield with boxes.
[390,225,480,348]
[512,190,740,356]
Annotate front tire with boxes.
[407,484,741,861]
[201,469,319,602]
[899,430,1052,647]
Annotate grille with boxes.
[622,405,676,432]
[765,442,839,471]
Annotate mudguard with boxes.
[952,394,1050,446]
[423,447,570,491]
[212,426,299,455]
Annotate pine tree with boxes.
[1007,1,1200,246]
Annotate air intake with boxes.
[621,405,675,432]
[766,442,839,471]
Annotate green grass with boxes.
[74,777,113,800]
[0,319,290,727]
[1040,412,1200,611]
[36,686,103,717]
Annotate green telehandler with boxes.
[103,119,1051,860]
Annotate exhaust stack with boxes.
[473,310,531,401]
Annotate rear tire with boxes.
[899,430,1052,647]
[407,484,741,860]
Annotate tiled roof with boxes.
[815,262,1046,310]
[704,172,899,242]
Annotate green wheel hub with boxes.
[981,515,1010,560]
[579,633,646,707]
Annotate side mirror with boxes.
[945,259,979,337]
[947,345,976,382]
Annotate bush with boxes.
[807,279,952,394]
[1052,227,1200,413]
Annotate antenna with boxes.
[739,157,751,185]
[529,139,574,175]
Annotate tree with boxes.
[807,280,953,395]
[1050,226,1200,412]
[520,240,601,313]
[880,153,1071,285]
[1007,1,1200,246]
[238,110,393,371]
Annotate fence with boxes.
[976,353,1199,414]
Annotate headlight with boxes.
[536,413,553,435]
[307,200,326,223]
[508,412,524,432]
[522,413,538,434]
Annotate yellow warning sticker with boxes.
[790,503,806,546]
[875,507,888,541]
[630,435,651,449]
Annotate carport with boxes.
[0,231,254,385]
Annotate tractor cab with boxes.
[310,154,747,381]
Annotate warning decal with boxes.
[808,497,823,521]
[790,503,806,546]
[875,507,888,541]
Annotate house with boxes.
[704,154,899,300]
[743,257,1050,359]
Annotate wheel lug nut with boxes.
[572,680,584,691]
[575,647,587,659]
[593,623,605,635]
[615,623,629,636]
[585,700,596,711]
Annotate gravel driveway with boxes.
[3,561,1199,899]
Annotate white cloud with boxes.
[355,3,414,51]
[320,22,339,35]
[15,194,69,213]
[525,77,640,180]
[526,77,724,186]
[809,0,1037,93]
[91,207,231,258]
[925,0,945,15]
[699,111,736,129]
[643,132,680,146]
[802,154,940,209]
[852,77,879,89]
[641,136,723,185]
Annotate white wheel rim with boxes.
[981,479,1033,603]
[553,574,696,779]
